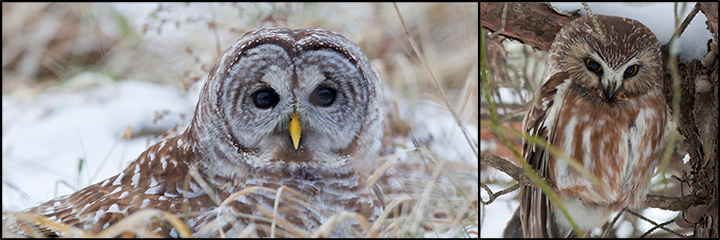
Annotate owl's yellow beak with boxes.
[289,113,301,150]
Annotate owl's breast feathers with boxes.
[510,15,667,238]
[527,72,667,208]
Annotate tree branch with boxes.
[480,152,704,211]
[480,152,552,189]
[481,2,578,51]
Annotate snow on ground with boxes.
[2,4,479,238]
[2,75,200,211]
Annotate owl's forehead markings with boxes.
[225,30,369,104]
[224,33,363,93]
[233,35,358,66]
[558,18,654,69]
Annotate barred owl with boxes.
[7,28,384,237]
[502,15,669,237]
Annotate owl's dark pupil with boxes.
[252,89,279,109]
[586,59,602,73]
[624,65,638,77]
[310,86,337,107]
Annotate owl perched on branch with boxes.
[6,28,384,238]
[502,15,669,238]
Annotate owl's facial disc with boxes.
[220,44,367,165]
[583,53,641,102]
[602,62,641,102]
[191,28,384,172]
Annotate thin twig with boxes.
[672,3,700,38]
[480,182,519,205]
[602,208,626,238]
[625,209,686,238]
[638,219,679,238]
[481,152,702,212]
[392,3,478,158]
[480,152,553,189]
[488,3,507,38]
[208,3,222,56]
[583,3,606,42]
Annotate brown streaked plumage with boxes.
[503,15,668,238]
[7,28,385,238]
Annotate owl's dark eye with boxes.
[585,58,602,73]
[252,88,279,109]
[624,65,638,77]
[310,86,337,107]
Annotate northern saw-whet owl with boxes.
[7,27,385,238]
[502,14,669,237]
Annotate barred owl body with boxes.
[503,15,668,237]
[11,28,384,237]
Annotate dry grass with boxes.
[2,2,478,238]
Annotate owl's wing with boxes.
[514,71,570,238]
[7,136,212,237]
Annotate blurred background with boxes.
[2,2,478,237]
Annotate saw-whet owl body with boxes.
[503,14,669,238]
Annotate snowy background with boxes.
[2,77,199,211]
[550,2,712,62]
[480,2,711,238]
[3,2,479,226]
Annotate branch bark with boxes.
[480,2,577,51]
[482,2,719,237]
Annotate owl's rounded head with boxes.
[189,28,383,175]
[548,15,662,103]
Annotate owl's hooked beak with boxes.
[604,82,616,101]
[289,113,301,150]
